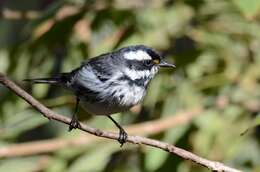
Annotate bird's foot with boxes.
[118,128,128,147]
[68,117,80,131]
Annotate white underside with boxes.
[79,82,146,115]
[80,100,131,116]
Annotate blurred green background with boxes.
[0,0,260,172]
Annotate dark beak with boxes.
[159,59,176,68]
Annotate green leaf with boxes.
[0,157,44,172]
[233,0,260,19]
[0,50,9,73]
[68,143,118,172]
[145,148,168,172]
[145,125,189,171]
[45,158,66,172]
[241,113,260,136]
[1,109,47,139]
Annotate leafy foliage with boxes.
[0,0,259,172]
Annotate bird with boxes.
[24,45,175,146]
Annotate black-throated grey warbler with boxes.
[25,45,175,146]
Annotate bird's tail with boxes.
[24,73,69,85]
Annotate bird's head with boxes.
[117,45,175,81]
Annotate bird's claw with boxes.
[118,128,128,147]
[68,117,80,131]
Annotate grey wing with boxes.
[88,56,114,82]
[69,54,116,101]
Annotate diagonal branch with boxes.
[0,73,242,172]
[0,108,201,157]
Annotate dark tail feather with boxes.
[24,74,69,85]
[23,77,59,84]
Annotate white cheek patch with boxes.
[124,68,151,80]
[124,50,152,61]
[151,66,159,75]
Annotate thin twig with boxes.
[0,73,242,172]
[0,108,201,157]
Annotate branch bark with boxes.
[0,73,242,172]
[0,108,201,157]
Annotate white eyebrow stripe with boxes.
[124,50,152,61]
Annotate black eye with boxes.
[144,60,153,67]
